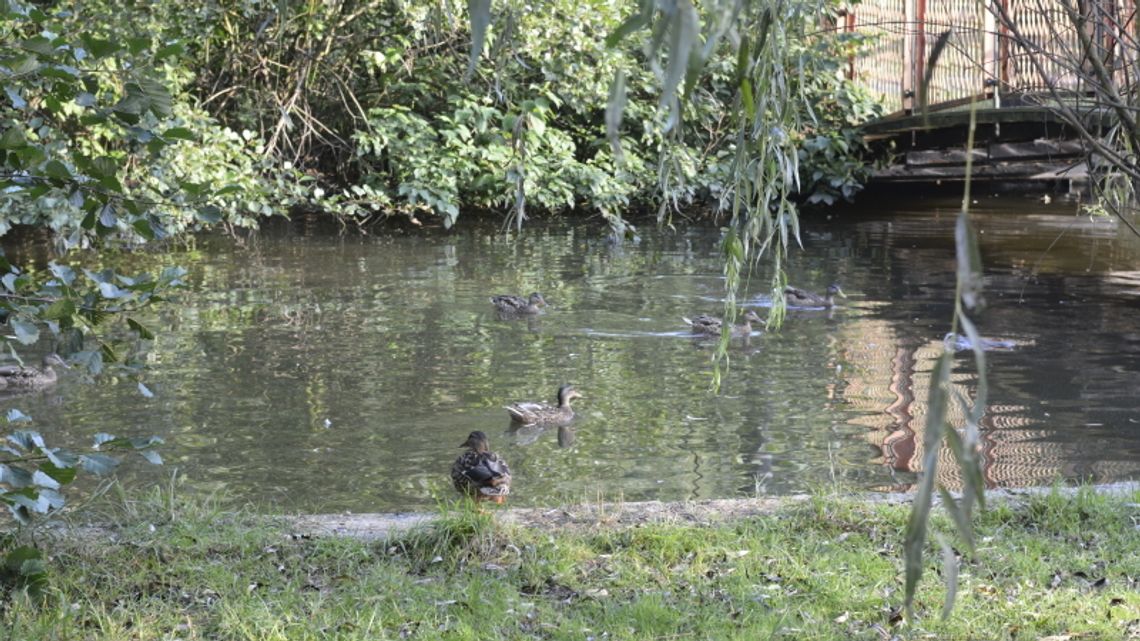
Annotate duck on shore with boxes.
[451,430,511,504]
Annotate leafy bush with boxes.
[1,409,162,595]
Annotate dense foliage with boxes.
[2,0,882,238]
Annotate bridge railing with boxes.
[848,0,1137,114]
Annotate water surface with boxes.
[7,194,1140,512]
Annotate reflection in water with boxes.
[6,195,1140,512]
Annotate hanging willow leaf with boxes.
[466,0,492,80]
[605,0,653,47]
[955,212,985,310]
[904,351,952,616]
[920,30,952,117]
[659,0,699,130]
[605,70,628,162]
[937,534,960,620]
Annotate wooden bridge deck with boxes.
[861,96,1096,186]
[845,1,1135,188]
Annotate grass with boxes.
[2,486,1138,640]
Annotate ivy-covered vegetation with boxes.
[2,0,881,240]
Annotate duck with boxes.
[490,292,546,315]
[0,353,67,391]
[451,431,511,504]
[505,384,582,426]
[682,310,763,337]
[942,333,1018,352]
[785,283,846,308]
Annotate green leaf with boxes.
[126,37,151,55]
[162,126,195,141]
[732,35,751,90]
[137,381,154,398]
[130,436,163,449]
[659,0,699,131]
[605,70,627,162]
[740,78,754,119]
[88,156,118,179]
[43,160,71,181]
[98,204,117,228]
[78,453,120,476]
[0,464,32,489]
[80,34,120,58]
[154,42,184,61]
[41,299,75,321]
[8,54,40,76]
[139,450,162,465]
[0,127,26,149]
[41,454,78,477]
[937,534,959,620]
[126,317,155,340]
[132,219,156,240]
[97,281,128,298]
[528,114,546,136]
[606,0,653,47]
[20,36,55,56]
[31,469,60,490]
[195,206,223,224]
[11,319,39,345]
[92,433,116,447]
[6,409,31,423]
[904,352,953,617]
[138,76,172,118]
[955,212,984,310]
[4,546,47,595]
[466,0,492,79]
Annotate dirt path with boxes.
[287,482,1140,541]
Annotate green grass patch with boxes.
[3,487,1138,640]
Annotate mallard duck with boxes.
[451,431,511,503]
[505,384,582,426]
[943,333,1018,352]
[490,292,546,315]
[785,283,846,308]
[682,310,763,337]
[0,354,67,391]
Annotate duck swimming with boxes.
[682,310,763,337]
[451,431,511,504]
[0,353,67,391]
[785,284,845,308]
[505,384,582,426]
[490,292,546,315]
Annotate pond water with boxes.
[7,193,1140,513]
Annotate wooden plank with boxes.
[906,149,987,166]
[871,160,1085,181]
[987,139,1086,160]
[860,104,1107,135]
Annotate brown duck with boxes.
[0,354,67,391]
[505,384,582,426]
[451,431,511,503]
[490,292,546,315]
[682,310,763,337]
[785,284,845,308]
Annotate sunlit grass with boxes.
[3,486,1138,640]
